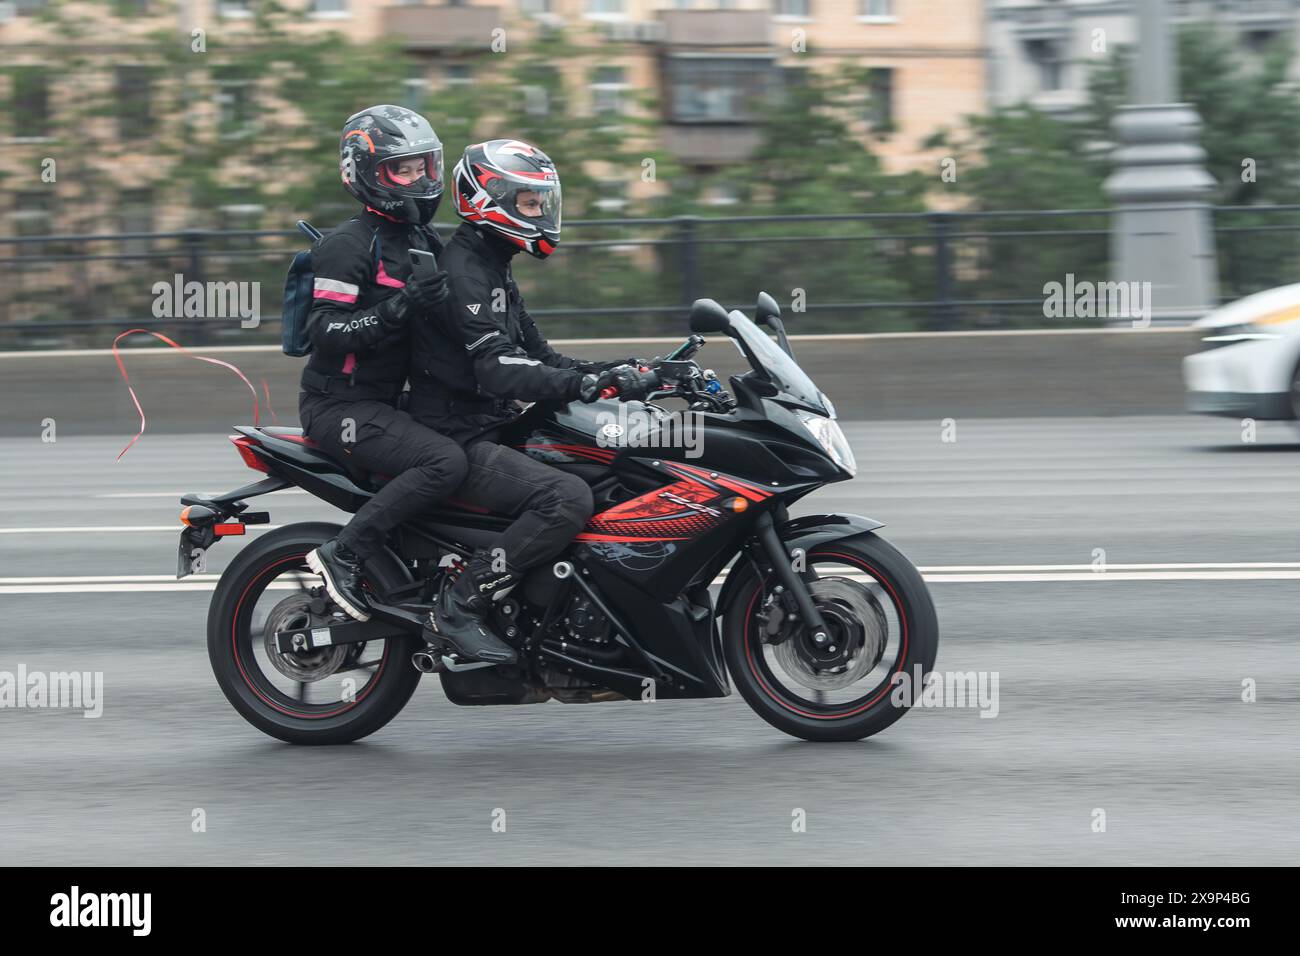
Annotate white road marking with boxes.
[0,525,282,534]
[4,565,1300,595]
[96,491,307,499]
[921,562,1300,571]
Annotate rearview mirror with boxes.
[689,298,732,335]
[754,291,795,360]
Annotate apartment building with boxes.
[0,0,986,233]
[989,0,1300,113]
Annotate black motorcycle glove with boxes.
[404,269,451,313]
[577,373,602,403]
[582,365,658,403]
[378,269,450,325]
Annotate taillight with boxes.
[230,435,270,474]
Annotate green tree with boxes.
[665,62,933,332]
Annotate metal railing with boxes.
[0,206,1296,348]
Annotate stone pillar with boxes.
[1103,0,1219,326]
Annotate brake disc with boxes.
[772,577,888,692]
[263,592,348,682]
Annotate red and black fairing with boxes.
[497,399,816,601]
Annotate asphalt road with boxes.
[2,415,1298,865]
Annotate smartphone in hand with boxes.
[409,248,438,277]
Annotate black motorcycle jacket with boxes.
[301,208,444,403]
[410,223,593,407]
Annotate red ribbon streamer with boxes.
[260,377,279,425]
[112,329,260,460]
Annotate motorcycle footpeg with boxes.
[440,654,497,673]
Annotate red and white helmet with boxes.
[451,139,562,259]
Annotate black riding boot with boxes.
[307,539,371,622]
[427,550,518,664]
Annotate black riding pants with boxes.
[299,391,468,561]
[448,440,595,573]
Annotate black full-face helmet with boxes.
[339,105,444,225]
[451,139,562,259]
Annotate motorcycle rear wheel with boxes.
[207,522,422,745]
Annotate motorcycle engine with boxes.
[562,592,611,645]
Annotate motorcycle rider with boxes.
[301,105,468,623]
[409,139,657,664]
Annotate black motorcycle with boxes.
[179,294,938,743]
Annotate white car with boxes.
[1183,282,1300,420]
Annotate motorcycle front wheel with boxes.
[722,532,939,742]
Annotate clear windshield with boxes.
[727,311,827,412]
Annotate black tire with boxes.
[722,532,939,742]
[207,522,423,745]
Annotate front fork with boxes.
[752,511,830,646]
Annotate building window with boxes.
[587,0,625,17]
[701,180,739,207]
[10,191,54,241]
[215,68,255,139]
[522,85,551,117]
[593,179,627,213]
[116,67,155,139]
[12,0,48,14]
[866,67,894,132]
[402,75,430,110]
[859,0,894,20]
[1243,29,1279,54]
[217,194,264,235]
[1025,38,1064,92]
[119,189,153,257]
[309,0,349,14]
[590,66,627,117]
[217,1,252,17]
[667,57,774,124]
[444,63,473,88]
[519,0,552,13]
[773,0,811,17]
[9,68,50,139]
[522,66,563,118]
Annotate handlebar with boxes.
[601,364,659,400]
[594,339,733,410]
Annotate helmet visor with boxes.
[507,181,561,233]
[377,148,444,197]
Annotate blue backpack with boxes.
[281,220,382,357]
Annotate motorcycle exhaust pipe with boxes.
[411,649,443,674]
